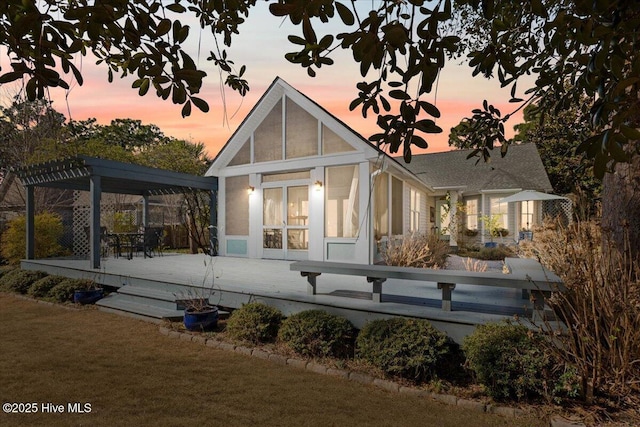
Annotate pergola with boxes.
[14,156,218,269]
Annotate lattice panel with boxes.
[72,191,125,257]
[542,199,573,226]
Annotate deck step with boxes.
[96,294,184,321]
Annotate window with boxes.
[325,165,359,238]
[489,196,509,229]
[285,97,318,159]
[521,200,533,230]
[391,177,403,235]
[228,138,251,166]
[322,125,354,154]
[410,188,421,232]
[254,101,283,163]
[466,199,478,230]
[225,175,250,235]
[373,172,389,237]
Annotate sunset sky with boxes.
[16,4,530,159]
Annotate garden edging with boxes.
[158,325,582,426]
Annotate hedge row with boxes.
[0,268,99,303]
[225,302,566,401]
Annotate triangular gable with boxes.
[207,77,389,176]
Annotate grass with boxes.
[0,293,546,427]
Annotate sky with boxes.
[9,3,531,159]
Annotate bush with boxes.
[0,269,46,294]
[278,310,355,359]
[462,321,550,401]
[28,275,66,298]
[0,212,66,265]
[382,233,449,268]
[356,318,452,383]
[226,302,282,344]
[522,219,640,404]
[48,278,97,303]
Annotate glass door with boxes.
[262,185,309,260]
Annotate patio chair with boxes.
[138,227,164,258]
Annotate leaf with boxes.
[335,2,355,26]
[288,35,307,46]
[181,100,192,118]
[0,72,23,84]
[191,96,209,113]
[419,101,440,118]
[389,89,411,100]
[620,124,640,141]
[157,19,172,37]
[411,135,428,148]
[166,2,186,13]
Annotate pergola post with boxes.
[25,185,35,260]
[142,191,149,228]
[90,175,102,269]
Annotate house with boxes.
[206,77,561,263]
[405,144,561,247]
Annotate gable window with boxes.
[466,199,478,230]
[254,101,283,163]
[285,97,318,159]
[410,188,421,232]
[325,165,359,238]
[228,138,251,166]
[322,125,355,154]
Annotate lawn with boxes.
[0,293,545,427]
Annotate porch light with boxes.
[314,180,323,191]
[247,185,255,195]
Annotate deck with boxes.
[21,254,550,343]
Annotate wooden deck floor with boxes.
[21,253,540,343]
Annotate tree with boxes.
[512,104,602,220]
[1,0,638,258]
[449,102,603,220]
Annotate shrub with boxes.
[226,302,282,344]
[356,318,452,383]
[0,269,46,294]
[0,212,66,265]
[382,233,449,268]
[48,278,97,303]
[278,310,355,359]
[28,275,66,298]
[473,245,514,261]
[522,219,640,405]
[462,321,550,401]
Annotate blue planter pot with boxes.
[74,288,104,305]
[484,242,497,248]
[184,306,219,332]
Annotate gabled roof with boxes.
[206,77,430,188]
[405,144,553,194]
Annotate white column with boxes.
[449,191,459,248]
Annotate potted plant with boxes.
[464,228,479,237]
[182,297,219,332]
[480,214,502,248]
[177,279,219,332]
[73,279,104,304]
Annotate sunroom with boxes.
[206,77,434,264]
